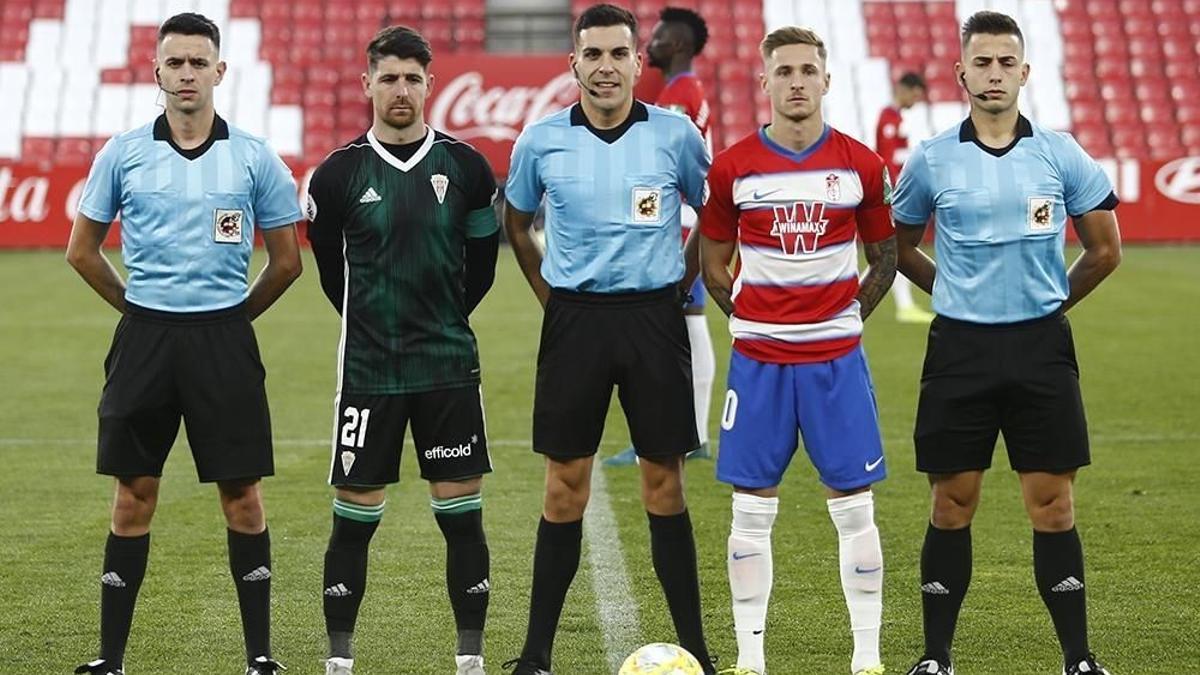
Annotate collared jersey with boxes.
[505,101,710,293]
[306,127,498,395]
[77,114,301,312]
[700,125,895,364]
[891,115,1117,324]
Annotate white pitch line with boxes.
[583,463,641,672]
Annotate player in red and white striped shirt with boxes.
[699,26,897,675]
[875,71,935,324]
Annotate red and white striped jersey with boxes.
[699,125,894,364]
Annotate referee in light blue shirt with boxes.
[890,12,1121,675]
[501,5,715,674]
[65,13,300,675]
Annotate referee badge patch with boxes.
[631,187,662,223]
[1028,197,1054,232]
[213,208,244,243]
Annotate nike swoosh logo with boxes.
[751,189,781,200]
[855,566,882,574]
[865,457,884,471]
[731,552,762,561]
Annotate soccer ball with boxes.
[618,643,704,675]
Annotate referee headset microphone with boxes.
[572,63,602,99]
[959,71,990,102]
[155,68,182,97]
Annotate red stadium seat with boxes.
[1090,18,1124,37]
[1127,36,1163,58]
[1105,102,1140,125]
[892,3,926,22]
[1087,0,1121,20]
[1094,59,1128,79]
[924,2,956,20]
[1177,104,1200,124]
[1120,0,1153,16]
[1164,60,1200,80]
[1135,80,1171,102]
[1129,57,1165,78]
[1124,17,1157,36]
[1072,101,1105,126]
[229,0,260,17]
[1141,102,1177,125]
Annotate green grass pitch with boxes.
[0,247,1196,673]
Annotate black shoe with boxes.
[245,656,286,675]
[905,659,954,675]
[500,658,551,675]
[1065,654,1111,675]
[74,660,124,675]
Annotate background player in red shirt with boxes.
[699,26,896,675]
[606,6,716,466]
[876,71,935,324]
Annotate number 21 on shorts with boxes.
[341,406,371,448]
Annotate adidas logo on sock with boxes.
[100,572,126,588]
[242,566,272,582]
[466,578,490,594]
[1051,576,1084,592]
[921,581,950,595]
[325,583,352,597]
[359,187,382,203]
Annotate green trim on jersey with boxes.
[466,205,500,237]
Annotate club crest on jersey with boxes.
[431,174,449,205]
[771,201,828,255]
[1028,197,1054,232]
[632,187,662,223]
[826,173,842,201]
[213,208,243,244]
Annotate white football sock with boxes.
[827,491,884,673]
[892,274,916,312]
[686,314,715,445]
[729,492,778,673]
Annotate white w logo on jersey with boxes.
[770,201,828,255]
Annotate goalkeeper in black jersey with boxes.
[305,25,499,675]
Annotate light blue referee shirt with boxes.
[78,114,302,312]
[506,101,710,293]
[891,115,1116,324]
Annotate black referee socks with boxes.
[227,527,272,662]
[520,517,583,667]
[99,531,150,669]
[648,510,713,671]
[1034,527,1090,665]
[920,523,972,666]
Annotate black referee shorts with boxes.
[533,286,698,459]
[97,302,273,482]
[914,310,1090,474]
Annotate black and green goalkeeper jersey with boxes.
[306,127,498,394]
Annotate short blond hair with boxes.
[760,26,827,62]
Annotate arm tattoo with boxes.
[858,237,898,320]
